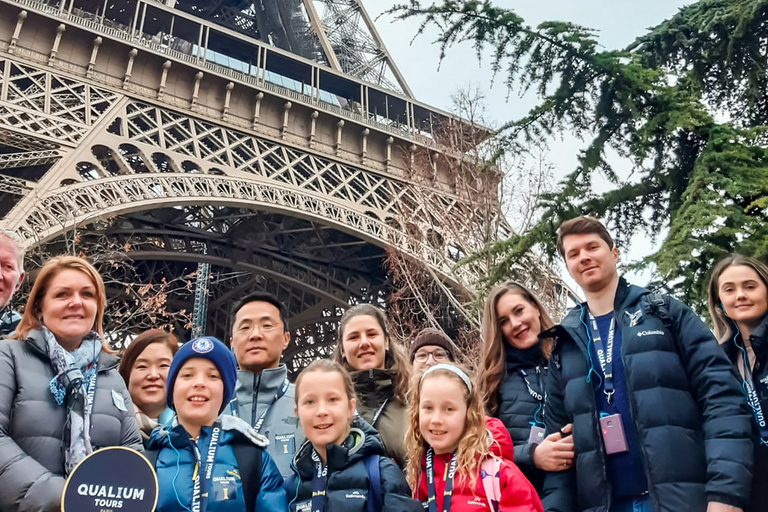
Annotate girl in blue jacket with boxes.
[147,336,287,512]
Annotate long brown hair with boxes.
[480,282,554,415]
[707,254,768,344]
[14,255,111,352]
[118,329,180,386]
[404,363,489,490]
[332,304,410,405]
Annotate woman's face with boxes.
[419,375,467,455]
[128,342,173,417]
[718,265,768,329]
[297,371,356,451]
[341,314,387,371]
[496,291,542,350]
[172,358,224,431]
[40,269,99,350]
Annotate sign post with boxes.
[61,447,158,512]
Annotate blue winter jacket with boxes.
[148,415,287,512]
[541,277,753,512]
[286,416,422,512]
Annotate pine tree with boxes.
[388,0,768,310]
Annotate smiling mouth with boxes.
[429,430,447,436]
[188,397,208,403]
[513,327,529,338]
[315,423,333,430]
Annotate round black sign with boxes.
[62,447,158,512]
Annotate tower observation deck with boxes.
[0,0,568,373]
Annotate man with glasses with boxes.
[228,291,303,478]
[0,231,25,337]
[409,327,458,371]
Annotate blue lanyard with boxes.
[737,343,768,446]
[425,448,456,512]
[229,377,289,433]
[310,450,327,512]
[588,312,616,405]
[518,368,545,427]
[191,423,221,512]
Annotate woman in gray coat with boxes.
[0,255,142,512]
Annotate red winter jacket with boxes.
[413,451,543,512]
[486,416,514,462]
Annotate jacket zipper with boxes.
[251,372,261,427]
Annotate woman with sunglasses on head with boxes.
[0,255,142,512]
[708,255,768,512]
[480,282,574,493]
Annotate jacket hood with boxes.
[292,415,385,478]
[147,413,268,450]
[24,328,118,371]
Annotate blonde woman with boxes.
[405,363,542,512]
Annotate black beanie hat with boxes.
[409,328,458,363]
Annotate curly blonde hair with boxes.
[404,364,490,491]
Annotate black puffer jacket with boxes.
[496,343,548,492]
[541,278,753,512]
[722,314,768,512]
[286,416,421,512]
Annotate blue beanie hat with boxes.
[166,336,237,414]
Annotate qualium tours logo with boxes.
[62,447,158,512]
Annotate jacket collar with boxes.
[25,328,116,371]
[292,415,383,477]
[237,363,289,392]
[540,276,648,350]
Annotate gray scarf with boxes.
[44,326,101,474]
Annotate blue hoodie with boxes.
[148,415,287,512]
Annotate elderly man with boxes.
[0,231,24,337]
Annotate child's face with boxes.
[419,375,468,455]
[297,371,357,449]
[173,358,224,429]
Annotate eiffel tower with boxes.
[0,0,568,373]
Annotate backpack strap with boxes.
[646,293,672,328]
[480,455,502,512]
[234,443,263,512]
[364,454,383,512]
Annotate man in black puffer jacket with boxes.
[541,217,753,512]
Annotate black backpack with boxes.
[144,442,263,512]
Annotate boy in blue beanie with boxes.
[148,337,287,512]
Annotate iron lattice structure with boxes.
[0,0,569,375]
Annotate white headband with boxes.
[421,363,472,392]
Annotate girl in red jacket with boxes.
[405,363,543,512]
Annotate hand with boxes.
[706,503,742,512]
[532,423,575,472]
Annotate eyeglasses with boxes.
[414,348,449,363]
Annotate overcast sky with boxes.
[365,0,695,296]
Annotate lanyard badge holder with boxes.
[519,368,546,445]
[589,312,628,455]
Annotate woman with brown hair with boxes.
[480,282,574,493]
[118,328,179,445]
[0,255,142,512]
[332,303,410,469]
[707,254,768,512]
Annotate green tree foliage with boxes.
[388,0,768,310]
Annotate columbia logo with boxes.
[345,491,365,499]
[637,330,665,337]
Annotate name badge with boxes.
[528,425,546,445]
[111,390,127,412]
